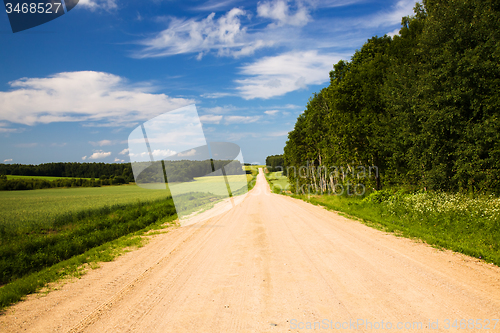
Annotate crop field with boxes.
[0,184,173,235]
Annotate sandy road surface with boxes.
[1,169,500,332]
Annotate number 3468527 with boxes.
[5,2,62,14]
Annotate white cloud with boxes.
[78,0,117,11]
[334,0,416,30]
[257,0,311,27]
[224,115,261,124]
[114,158,125,162]
[236,50,341,99]
[152,149,177,158]
[89,139,113,146]
[0,122,22,133]
[200,92,235,99]
[134,9,273,59]
[129,149,177,159]
[82,156,87,160]
[119,148,129,155]
[3,158,12,162]
[199,105,241,114]
[88,150,112,160]
[200,115,223,124]
[264,110,280,115]
[193,0,241,11]
[387,27,401,37]
[0,71,194,126]
[371,0,416,28]
[177,149,197,157]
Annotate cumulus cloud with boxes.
[257,0,311,27]
[264,110,280,115]
[82,156,87,160]
[0,71,194,126]
[114,158,125,162]
[200,115,223,124]
[119,148,129,155]
[224,115,261,124]
[129,149,177,159]
[236,50,341,99]
[88,150,112,160]
[152,149,177,158]
[387,27,401,37]
[3,158,13,162]
[134,8,274,59]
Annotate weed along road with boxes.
[2,169,500,332]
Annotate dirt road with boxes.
[2,169,500,332]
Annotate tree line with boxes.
[0,175,128,191]
[265,155,285,173]
[0,162,134,180]
[283,0,500,195]
[0,159,245,190]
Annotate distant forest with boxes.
[266,155,285,173]
[0,162,133,180]
[0,160,244,191]
[283,0,500,194]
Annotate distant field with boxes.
[0,173,252,233]
[6,175,92,181]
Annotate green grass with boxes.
[244,165,262,191]
[0,185,173,235]
[264,170,290,193]
[0,198,178,285]
[6,175,92,181]
[295,190,500,267]
[0,210,178,311]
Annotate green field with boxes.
[0,168,256,310]
[0,184,173,235]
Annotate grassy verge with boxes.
[0,211,178,311]
[244,165,261,191]
[0,198,178,285]
[264,170,290,194]
[294,190,500,267]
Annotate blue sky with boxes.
[0,0,417,165]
